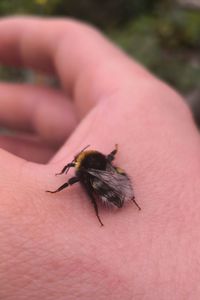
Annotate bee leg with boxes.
[107,144,118,162]
[55,162,75,176]
[132,196,141,210]
[46,176,79,193]
[86,189,104,226]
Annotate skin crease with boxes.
[0,17,200,300]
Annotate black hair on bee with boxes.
[46,144,141,226]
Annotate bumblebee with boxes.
[46,145,141,226]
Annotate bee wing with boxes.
[87,166,134,207]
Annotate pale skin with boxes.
[0,16,200,300]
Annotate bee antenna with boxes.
[79,145,90,153]
[75,145,90,158]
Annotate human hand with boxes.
[0,17,200,300]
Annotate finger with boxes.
[0,82,77,146]
[51,88,194,164]
[0,16,54,73]
[0,17,150,116]
[0,134,55,163]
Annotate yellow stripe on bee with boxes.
[75,150,97,169]
[116,167,125,174]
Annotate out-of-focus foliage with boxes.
[110,8,200,92]
[0,0,158,27]
[0,0,199,94]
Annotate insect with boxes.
[46,144,141,226]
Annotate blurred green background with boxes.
[0,0,200,117]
